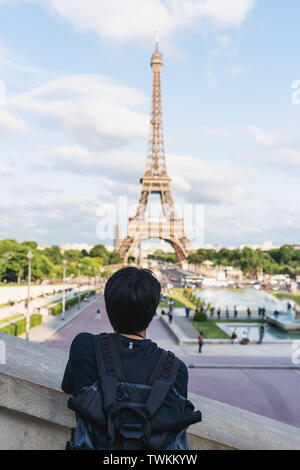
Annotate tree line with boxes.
[188,245,300,278]
[0,239,122,283]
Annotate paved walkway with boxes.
[20,295,98,343]
[173,316,199,338]
[43,297,300,428]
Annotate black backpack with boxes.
[66,333,202,450]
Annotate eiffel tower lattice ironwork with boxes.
[118,41,193,263]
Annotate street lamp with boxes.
[88,265,91,299]
[78,263,82,310]
[62,260,67,321]
[26,251,33,341]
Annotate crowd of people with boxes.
[207,305,267,319]
[159,296,274,354]
[153,295,299,357]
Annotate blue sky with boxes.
[0,0,299,248]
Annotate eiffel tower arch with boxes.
[118,41,193,264]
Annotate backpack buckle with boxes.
[120,423,143,440]
[116,383,131,402]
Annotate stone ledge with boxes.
[1,332,300,450]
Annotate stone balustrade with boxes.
[0,332,300,450]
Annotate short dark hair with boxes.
[104,267,161,334]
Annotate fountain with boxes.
[195,288,300,337]
[267,305,300,332]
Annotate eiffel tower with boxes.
[118,41,193,263]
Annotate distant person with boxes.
[210,307,215,318]
[258,325,265,344]
[261,307,266,318]
[168,309,173,324]
[287,302,292,312]
[240,331,249,345]
[95,309,101,321]
[198,332,204,354]
[258,307,261,317]
[234,306,238,319]
[185,306,191,318]
[217,308,221,319]
[231,331,238,345]
[247,307,251,318]
[226,307,230,319]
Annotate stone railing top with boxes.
[0,331,67,390]
[1,332,300,450]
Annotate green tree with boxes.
[2,246,28,283]
[109,251,122,265]
[89,244,110,263]
[21,241,38,250]
[44,246,63,265]
[30,254,54,280]
[64,250,81,263]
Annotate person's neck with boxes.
[118,330,147,340]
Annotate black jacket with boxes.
[62,332,188,398]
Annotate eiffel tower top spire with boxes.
[144,40,167,178]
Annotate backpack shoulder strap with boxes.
[92,333,126,381]
[147,349,180,386]
[145,350,181,417]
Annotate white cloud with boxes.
[11,74,148,150]
[35,145,145,180]
[0,162,14,175]
[8,0,255,45]
[0,42,40,74]
[201,124,232,138]
[247,124,300,171]
[226,64,247,76]
[34,144,248,205]
[247,125,283,147]
[0,108,28,134]
[32,183,64,193]
[0,192,101,242]
[167,152,247,204]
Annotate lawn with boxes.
[272,292,300,306]
[168,291,197,309]
[0,302,11,309]
[159,296,186,309]
[191,320,230,339]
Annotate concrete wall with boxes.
[0,284,72,304]
[0,332,300,450]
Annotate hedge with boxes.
[30,314,43,328]
[50,290,96,316]
[51,303,63,316]
[193,311,208,322]
[0,314,42,336]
